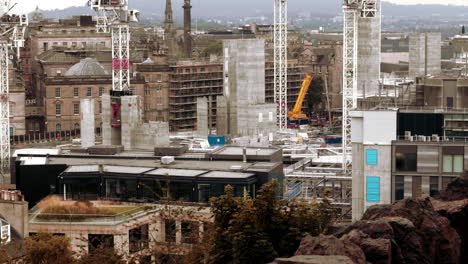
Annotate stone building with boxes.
[9,62,26,136]
[42,58,145,132]
[28,16,111,56]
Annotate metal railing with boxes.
[396,135,468,143]
[11,130,82,145]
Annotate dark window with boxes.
[74,103,79,115]
[395,176,404,201]
[165,219,176,243]
[74,87,79,97]
[181,221,199,244]
[430,176,439,197]
[88,234,114,253]
[55,87,61,97]
[87,87,92,96]
[129,224,149,254]
[99,87,104,96]
[395,146,417,172]
[55,104,61,115]
[447,97,454,109]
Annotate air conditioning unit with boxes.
[432,134,440,142]
[161,156,174,165]
[404,131,412,141]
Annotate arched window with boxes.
[74,123,80,130]
[56,123,61,132]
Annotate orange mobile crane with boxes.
[288,74,313,126]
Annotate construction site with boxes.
[1,0,468,261]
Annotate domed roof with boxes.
[65,58,109,76]
[142,57,154,64]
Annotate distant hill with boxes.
[35,0,468,21]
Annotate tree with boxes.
[207,181,335,264]
[201,43,223,58]
[24,232,76,264]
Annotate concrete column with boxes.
[175,220,182,244]
[121,96,142,151]
[216,96,228,136]
[70,232,89,254]
[404,176,413,198]
[114,233,129,256]
[102,94,111,145]
[196,97,209,137]
[80,98,95,148]
[421,176,430,197]
[352,143,365,221]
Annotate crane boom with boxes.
[288,74,312,120]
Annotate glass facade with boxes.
[430,176,439,197]
[61,176,257,203]
[395,176,404,201]
[443,155,463,173]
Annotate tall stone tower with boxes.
[164,0,175,55]
[183,0,192,58]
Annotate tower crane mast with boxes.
[342,0,378,174]
[89,0,139,92]
[274,0,288,130]
[0,0,27,181]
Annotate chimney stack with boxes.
[183,0,192,58]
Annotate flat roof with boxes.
[200,171,255,179]
[213,146,278,156]
[145,168,207,177]
[65,165,99,173]
[104,166,154,174]
[45,156,253,171]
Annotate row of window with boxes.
[176,67,207,74]
[55,87,105,98]
[43,41,106,51]
[30,220,203,255]
[366,175,456,203]
[394,176,455,201]
[55,103,101,115]
[366,147,465,173]
[54,123,80,132]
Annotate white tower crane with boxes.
[0,0,27,181]
[274,0,288,130]
[342,0,378,174]
[88,0,139,92]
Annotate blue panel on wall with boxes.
[366,176,380,202]
[366,149,378,165]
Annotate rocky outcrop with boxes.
[432,173,468,263]
[360,199,461,264]
[287,198,461,264]
[436,173,468,202]
[294,234,366,264]
[432,199,468,263]
[275,176,468,264]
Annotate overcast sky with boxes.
[11,0,468,14]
